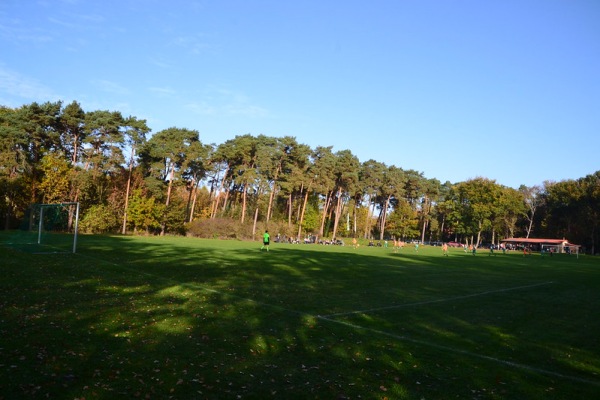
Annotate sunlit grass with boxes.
[1,232,599,399]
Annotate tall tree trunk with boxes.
[364,196,376,239]
[189,179,199,222]
[288,193,293,227]
[332,188,343,239]
[475,220,483,247]
[319,192,332,237]
[266,182,278,223]
[220,187,230,217]
[121,147,135,234]
[353,202,358,237]
[161,163,175,236]
[526,215,534,238]
[210,193,219,219]
[379,195,391,241]
[241,184,248,224]
[375,205,384,240]
[184,178,194,223]
[266,162,284,223]
[296,183,305,221]
[420,196,430,244]
[72,135,79,165]
[210,167,228,219]
[209,175,219,219]
[297,188,310,240]
[252,206,259,239]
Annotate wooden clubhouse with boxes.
[500,238,580,255]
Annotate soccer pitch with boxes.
[1,234,599,399]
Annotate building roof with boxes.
[501,238,578,246]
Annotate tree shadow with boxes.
[1,235,599,399]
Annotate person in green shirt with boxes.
[261,230,270,251]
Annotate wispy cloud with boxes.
[149,58,173,69]
[47,17,80,30]
[223,103,269,118]
[185,88,269,118]
[48,12,105,29]
[148,86,177,96]
[91,79,130,95]
[0,65,60,103]
[0,18,54,45]
[172,34,212,55]
[186,101,218,115]
[1,4,102,47]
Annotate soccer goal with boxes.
[564,244,580,258]
[30,202,80,253]
[540,244,560,255]
[541,243,580,258]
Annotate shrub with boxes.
[186,218,253,240]
[80,204,120,233]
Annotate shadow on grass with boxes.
[1,233,599,399]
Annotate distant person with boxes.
[442,243,448,256]
[414,242,419,253]
[261,230,270,251]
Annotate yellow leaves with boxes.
[38,153,72,204]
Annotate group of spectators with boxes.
[272,234,344,246]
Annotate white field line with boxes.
[72,254,600,387]
[321,281,555,318]
[316,314,600,387]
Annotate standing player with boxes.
[261,230,270,251]
[442,242,449,256]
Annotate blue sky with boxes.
[1,0,599,189]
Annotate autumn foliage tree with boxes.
[1,100,598,253]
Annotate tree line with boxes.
[1,100,598,253]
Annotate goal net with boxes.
[541,243,580,258]
[11,202,80,253]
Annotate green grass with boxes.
[1,233,599,399]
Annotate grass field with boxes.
[1,233,599,399]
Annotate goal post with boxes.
[564,244,580,259]
[540,244,560,255]
[34,202,80,253]
[541,243,580,258]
